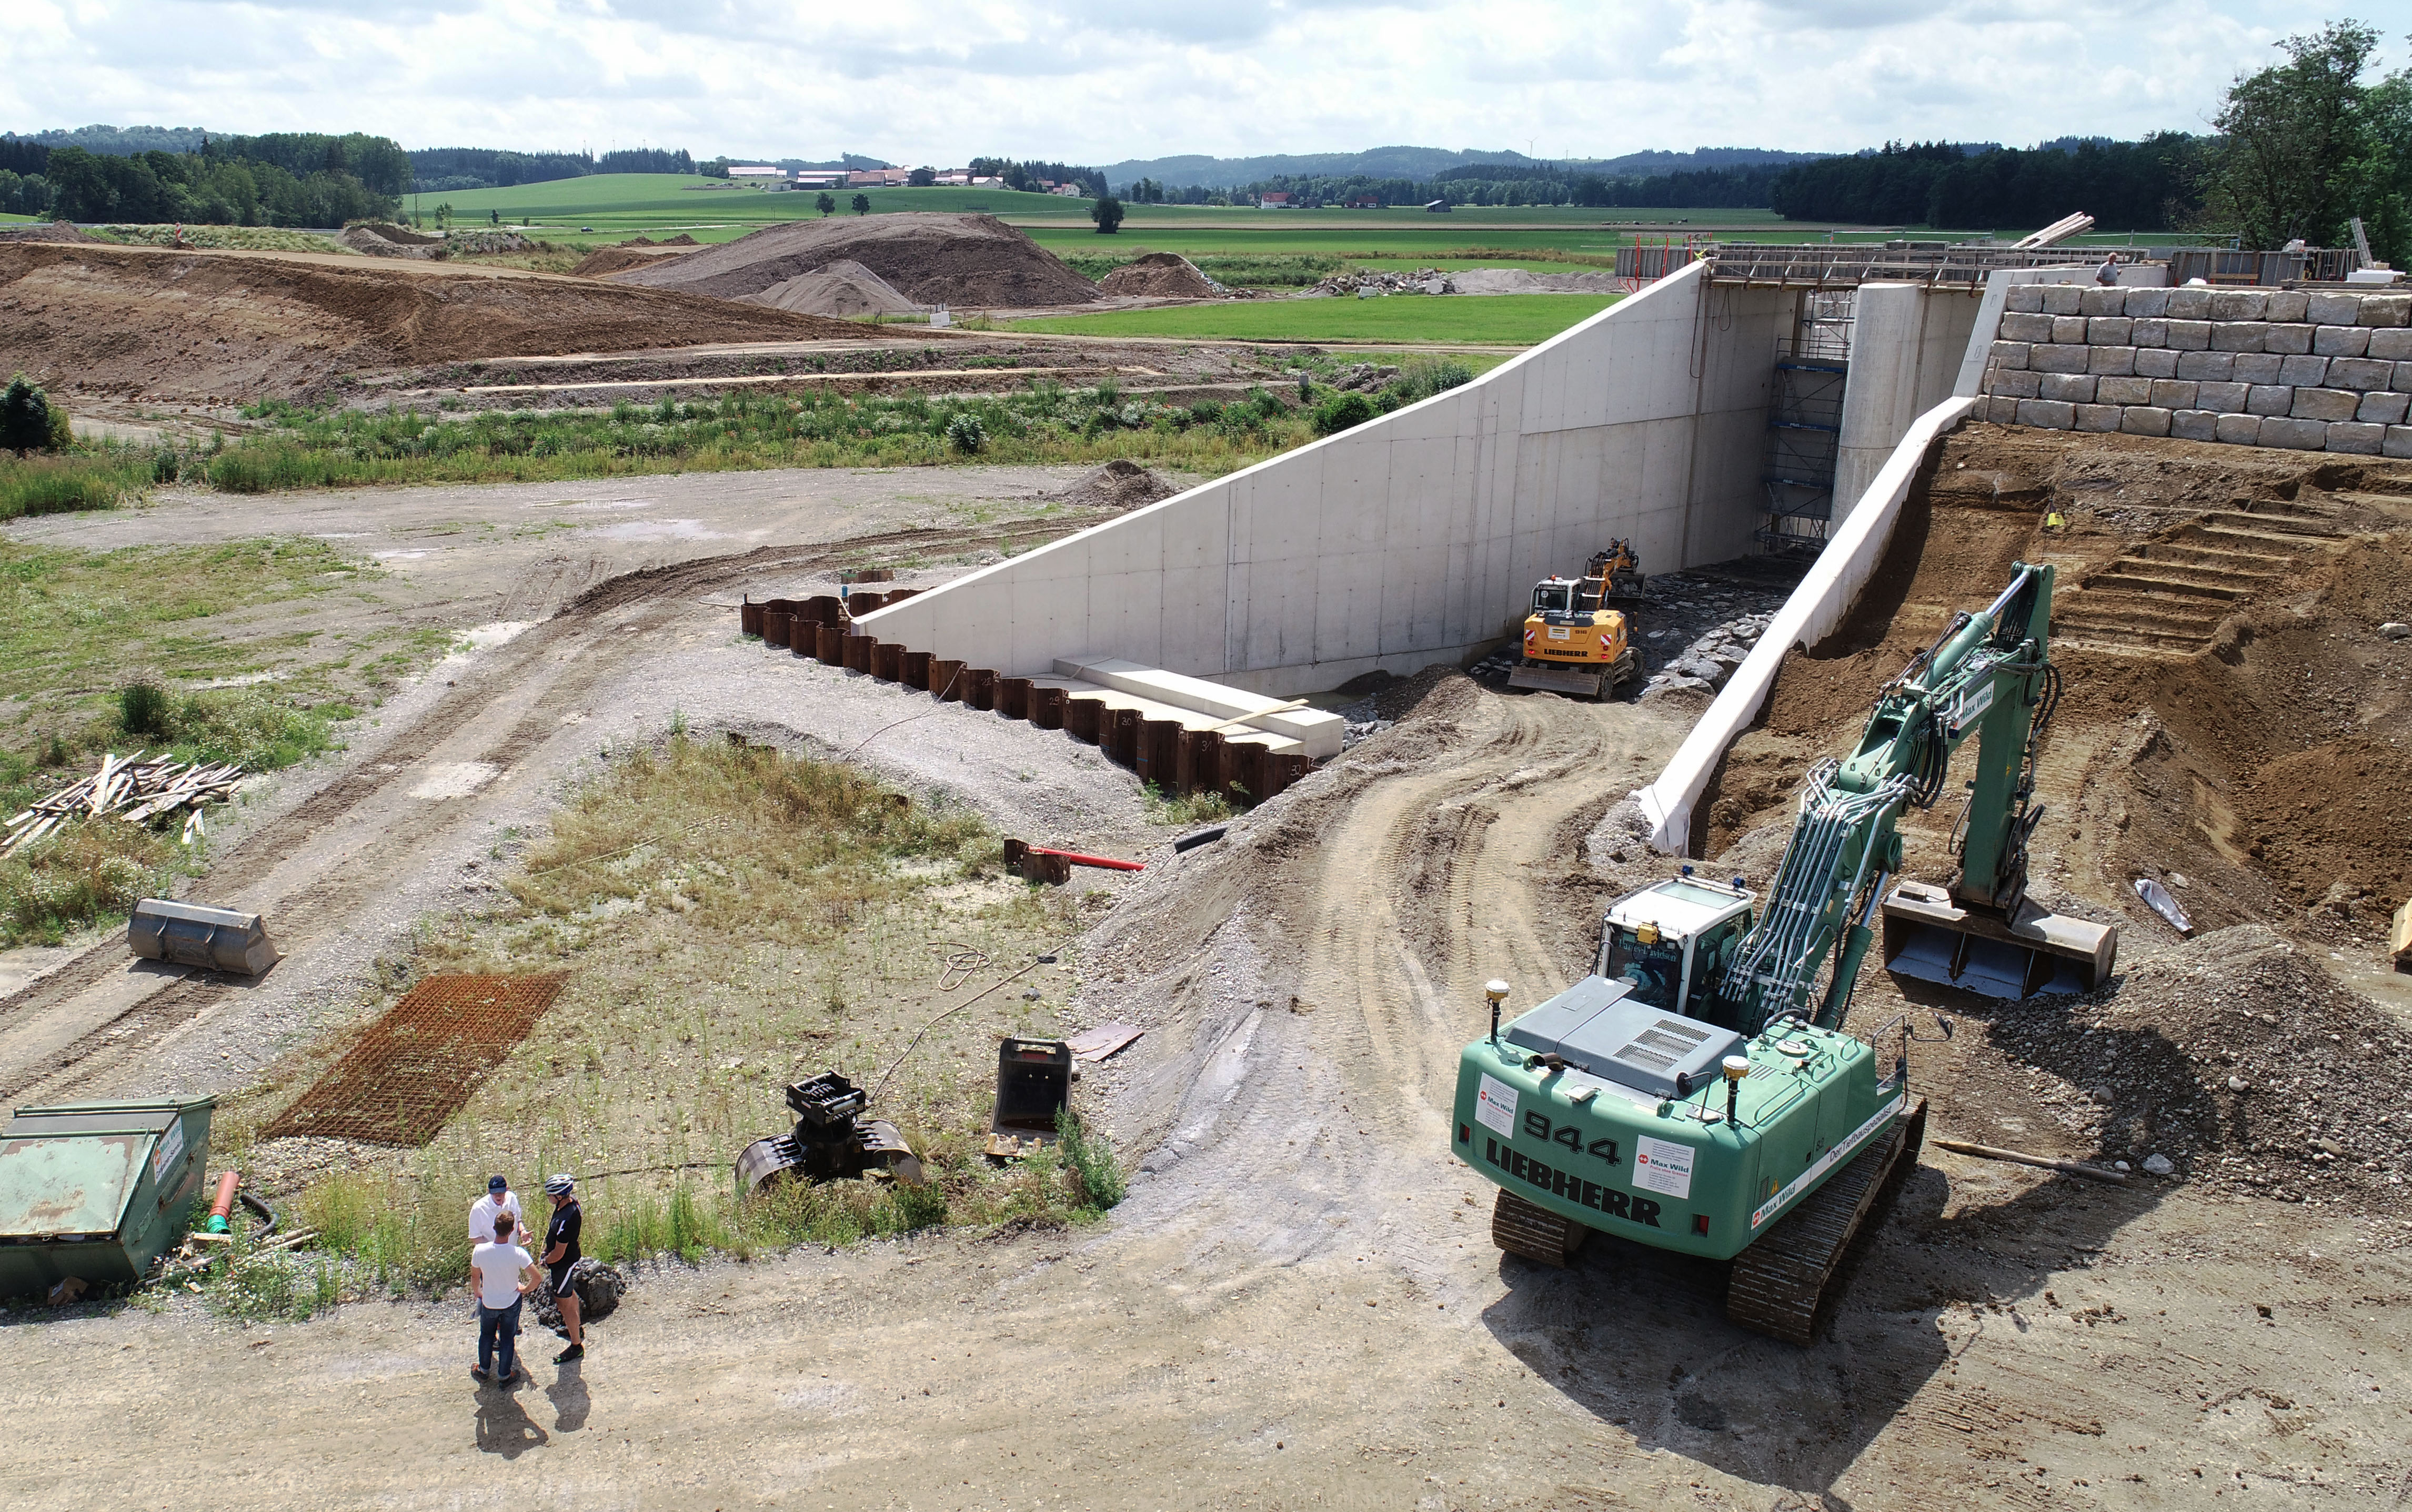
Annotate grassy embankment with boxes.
[0,537,384,944]
[216,735,1130,1309]
[1011,293,1620,345]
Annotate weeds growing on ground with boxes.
[199,384,1311,493]
[1140,782,1235,827]
[251,733,1129,1295]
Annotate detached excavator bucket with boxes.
[986,1039,1071,1159]
[127,900,279,975]
[1880,881,2115,999]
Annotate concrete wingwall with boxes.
[1831,283,1985,516]
[861,260,1792,697]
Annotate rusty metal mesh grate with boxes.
[264,974,567,1147]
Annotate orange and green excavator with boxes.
[1507,541,1647,701]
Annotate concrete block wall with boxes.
[862,260,1794,696]
[1978,284,2412,457]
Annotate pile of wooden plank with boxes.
[2,751,245,857]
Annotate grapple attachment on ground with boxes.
[1880,880,2117,998]
[985,1039,1071,1158]
[127,900,279,975]
[735,1072,922,1194]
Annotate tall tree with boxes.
[1090,195,1124,234]
[2207,21,2384,249]
[850,192,871,215]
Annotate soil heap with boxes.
[571,235,700,278]
[614,213,1101,308]
[340,223,441,258]
[739,259,918,317]
[1059,459,1178,511]
[0,241,901,403]
[1700,424,2412,952]
[0,223,94,245]
[1979,924,2412,1215]
[1098,253,1219,298]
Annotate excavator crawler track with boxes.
[1724,1096,1926,1345]
[1491,1188,1589,1268]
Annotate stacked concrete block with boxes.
[1985,284,2412,457]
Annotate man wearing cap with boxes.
[540,1174,585,1363]
[469,1176,528,1249]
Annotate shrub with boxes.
[1,375,57,456]
[946,412,986,454]
[118,682,173,737]
[1056,1110,1127,1211]
[1313,391,1376,436]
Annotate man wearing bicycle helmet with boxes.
[541,1174,585,1363]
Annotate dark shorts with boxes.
[550,1263,577,1300]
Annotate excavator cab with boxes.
[1595,874,1756,1025]
[1530,579,1577,616]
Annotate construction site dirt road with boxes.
[2,439,2408,1508]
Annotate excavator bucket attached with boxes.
[1880,880,2116,999]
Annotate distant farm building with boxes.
[1260,192,1294,208]
[1424,199,1452,213]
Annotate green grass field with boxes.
[1009,293,1618,345]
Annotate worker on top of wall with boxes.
[2095,253,2124,286]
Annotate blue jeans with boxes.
[478,1296,523,1379]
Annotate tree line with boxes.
[1765,23,2412,259]
[1108,163,1785,209]
[41,134,406,226]
[409,146,696,192]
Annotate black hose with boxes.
[1172,826,1228,853]
[237,1190,279,1237]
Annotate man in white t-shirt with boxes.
[470,1213,539,1384]
[469,1175,527,1249]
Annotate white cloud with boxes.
[0,0,2370,166]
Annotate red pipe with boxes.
[1026,845,1144,872]
[205,1170,239,1233]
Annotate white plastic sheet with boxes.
[1633,396,1977,853]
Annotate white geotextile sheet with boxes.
[1634,395,1977,853]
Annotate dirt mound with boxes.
[1059,459,1177,511]
[1098,253,1218,298]
[614,213,1101,308]
[349,221,440,246]
[1975,925,2412,1213]
[1701,422,2412,959]
[740,259,917,317]
[570,245,674,277]
[0,241,902,402]
[0,222,94,245]
[631,234,698,247]
[340,224,435,258]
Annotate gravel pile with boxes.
[1301,268,1452,297]
[1058,458,1177,511]
[616,213,1101,308]
[740,259,918,317]
[1985,924,2412,1214]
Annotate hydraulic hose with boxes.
[237,1190,279,1237]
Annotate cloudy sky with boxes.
[3,1,2397,164]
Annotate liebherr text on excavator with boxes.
[1452,562,2117,1343]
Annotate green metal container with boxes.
[1451,988,1898,1262]
[0,1097,216,1297]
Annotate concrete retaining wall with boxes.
[861,260,1792,696]
[1979,285,2412,457]
[1833,283,1983,513]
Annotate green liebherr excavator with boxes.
[1452,562,2117,1343]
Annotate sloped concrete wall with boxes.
[861,260,1792,697]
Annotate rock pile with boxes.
[1640,610,1774,697]
[1302,268,1453,298]
[1986,924,2412,1216]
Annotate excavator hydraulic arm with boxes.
[1707,562,2115,1031]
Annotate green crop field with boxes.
[411,175,1105,229]
[1007,293,1619,346]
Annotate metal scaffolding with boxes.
[1757,290,1853,553]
